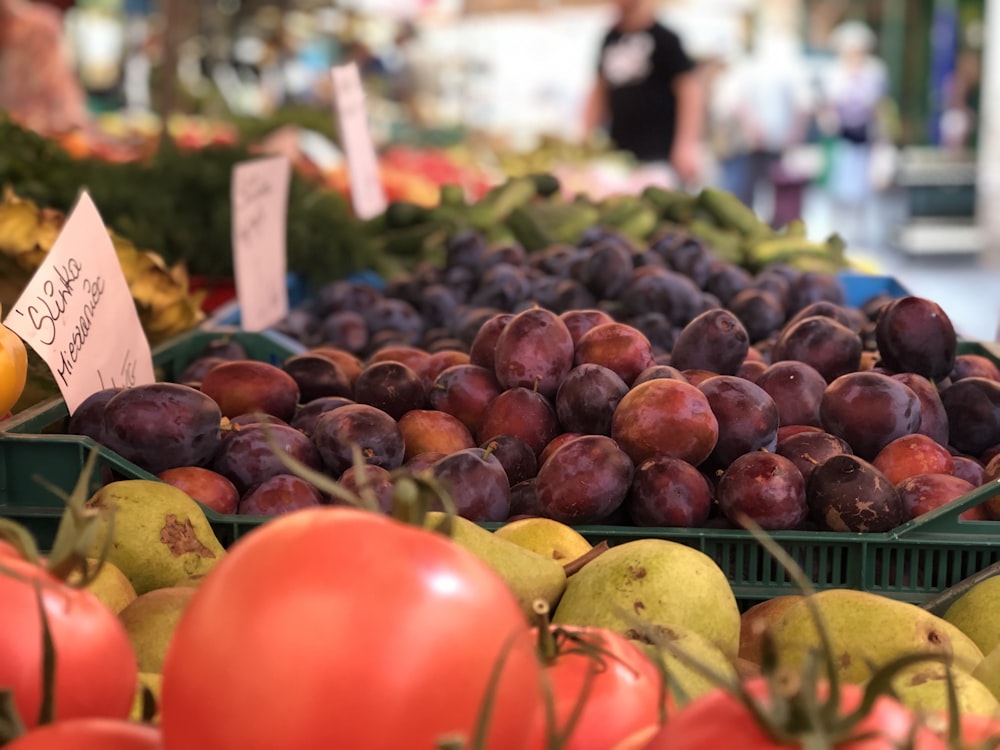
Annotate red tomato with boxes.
[0,557,137,730]
[932,711,1000,745]
[4,718,162,749]
[160,507,545,750]
[0,538,23,559]
[642,677,945,749]
[537,626,664,750]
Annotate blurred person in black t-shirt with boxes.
[583,0,704,184]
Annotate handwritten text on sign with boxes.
[232,156,291,332]
[331,63,387,220]
[3,191,154,414]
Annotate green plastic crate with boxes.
[0,433,274,550]
[1,327,306,435]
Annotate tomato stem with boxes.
[533,599,559,664]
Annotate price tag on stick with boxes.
[3,191,155,415]
[232,156,292,332]
[331,62,387,220]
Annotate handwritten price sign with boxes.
[331,62,387,220]
[232,156,291,332]
[3,192,154,414]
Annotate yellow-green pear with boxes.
[86,480,226,594]
[129,672,162,724]
[493,517,593,563]
[943,575,1000,657]
[636,622,739,706]
[552,538,741,659]
[890,663,1000,719]
[739,594,803,665]
[118,586,197,673]
[769,590,984,685]
[972,642,1000,703]
[426,512,566,618]
[67,558,137,614]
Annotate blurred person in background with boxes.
[710,20,813,219]
[582,0,704,185]
[817,20,893,247]
[0,0,88,133]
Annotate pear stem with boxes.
[562,540,609,577]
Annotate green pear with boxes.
[67,557,137,615]
[739,595,803,665]
[635,622,739,706]
[944,575,1000,657]
[972,642,1000,703]
[769,589,984,685]
[118,586,197,673]
[551,538,740,659]
[891,663,1000,719]
[493,517,593,563]
[426,512,566,619]
[129,671,162,724]
[86,480,226,595]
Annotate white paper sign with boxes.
[331,63,387,220]
[232,156,292,333]
[3,192,154,415]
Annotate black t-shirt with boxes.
[597,21,695,162]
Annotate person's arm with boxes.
[669,66,704,184]
[582,76,607,142]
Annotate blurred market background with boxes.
[1,0,998,340]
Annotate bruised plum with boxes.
[493,307,574,399]
[555,363,629,436]
[807,454,903,532]
[775,430,852,485]
[820,372,922,460]
[716,452,807,530]
[102,383,221,475]
[875,296,957,379]
[669,309,749,376]
[535,435,634,524]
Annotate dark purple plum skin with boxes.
[806,454,903,533]
[627,456,712,528]
[431,448,510,522]
[716,452,807,530]
[819,371,922,460]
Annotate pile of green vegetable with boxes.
[0,118,373,283]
